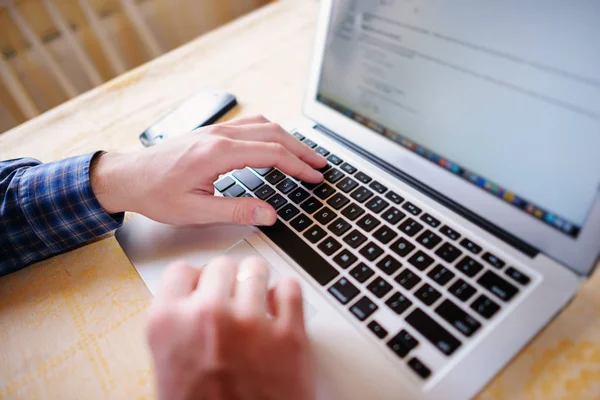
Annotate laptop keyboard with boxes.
[214,132,533,382]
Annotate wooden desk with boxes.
[1,1,599,399]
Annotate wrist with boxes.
[90,152,132,214]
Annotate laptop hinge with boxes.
[313,124,540,258]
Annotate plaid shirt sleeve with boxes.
[0,152,124,276]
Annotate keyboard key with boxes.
[292,131,305,141]
[435,242,463,263]
[408,358,431,379]
[436,299,481,337]
[328,154,343,165]
[416,230,442,250]
[333,249,358,269]
[259,221,339,286]
[314,207,336,224]
[369,181,388,194]
[255,185,275,200]
[390,237,416,257]
[428,265,455,286]
[337,177,359,193]
[314,183,336,200]
[360,242,384,261]
[233,169,264,191]
[328,278,359,305]
[365,197,389,214]
[301,181,320,190]
[440,226,461,241]
[242,193,253,198]
[350,296,378,321]
[376,255,402,275]
[214,176,235,192]
[406,308,462,356]
[373,225,398,245]
[350,187,374,203]
[386,292,412,315]
[253,167,274,176]
[288,187,310,204]
[456,256,484,277]
[482,252,506,269]
[367,276,393,298]
[478,270,518,301]
[341,203,365,221]
[303,138,318,148]
[356,214,381,232]
[324,169,345,183]
[341,162,357,174]
[224,184,245,197]
[300,197,323,214]
[399,218,424,237]
[459,238,482,254]
[402,202,422,216]
[408,251,435,271]
[471,294,501,319]
[290,214,313,232]
[505,267,531,285]
[327,193,350,210]
[350,262,375,283]
[328,218,352,236]
[343,230,368,249]
[315,146,330,157]
[449,279,476,302]
[278,204,299,221]
[267,193,287,210]
[395,269,421,290]
[355,171,372,184]
[415,283,442,306]
[265,169,286,185]
[317,163,331,174]
[303,225,327,243]
[381,207,406,225]
[385,191,404,205]
[387,329,419,358]
[276,178,298,194]
[420,213,441,228]
[318,237,342,256]
[368,320,388,339]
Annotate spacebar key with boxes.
[406,308,462,356]
[259,220,340,286]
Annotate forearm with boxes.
[0,153,124,276]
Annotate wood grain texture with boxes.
[1,1,599,399]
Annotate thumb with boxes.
[196,196,277,226]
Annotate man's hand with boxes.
[91,115,327,225]
[147,257,316,400]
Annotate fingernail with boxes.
[254,207,274,226]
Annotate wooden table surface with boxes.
[1,1,599,399]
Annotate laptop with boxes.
[116,0,600,398]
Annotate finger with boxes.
[185,195,276,226]
[210,138,323,183]
[214,114,270,127]
[234,257,270,317]
[214,123,327,169]
[192,256,238,304]
[273,279,305,330]
[156,261,202,301]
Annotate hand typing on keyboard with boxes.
[147,256,315,400]
[91,115,327,226]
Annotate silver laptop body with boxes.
[117,1,600,398]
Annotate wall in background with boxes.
[0,0,271,134]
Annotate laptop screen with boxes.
[317,0,600,238]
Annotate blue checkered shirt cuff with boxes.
[0,152,124,275]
